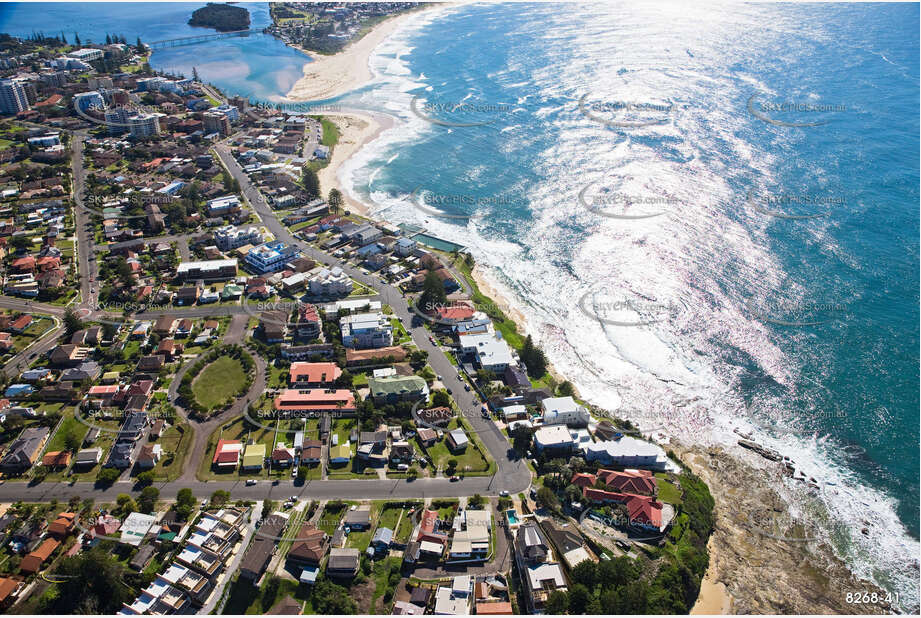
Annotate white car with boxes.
[499,490,510,497]
[245,479,257,486]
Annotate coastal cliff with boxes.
[676,443,898,614]
[188,3,250,32]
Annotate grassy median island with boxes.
[179,344,255,416]
[192,356,246,409]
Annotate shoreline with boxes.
[316,109,394,218]
[284,4,449,103]
[267,6,910,615]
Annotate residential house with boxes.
[540,396,590,427]
[287,523,328,567]
[326,547,359,578]
[446,429,469,452]
[19,537,60,574]
[458,333,516,373]
[41,450,71,469]
[289,362,341,388]
[514,523,567,613]
[136,443,162,468]
[212,439,242,469]
[343,505,371,530]
[340,312,393,349]
[417,406,453,427]
[0,426,49,473]
[368,375,429,404]
[242,442,266,471]
[74,447,102,469]
[273,389,356,415]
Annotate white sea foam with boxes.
[344,2,920,610]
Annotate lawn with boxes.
[420,418,491,476]
[655,472,684,505]
[192,356,246,410]
[44,410,87,453]
[149,423,191,482]
[222,575,309,615]
[317,501,348,535]
[394,502,422,543]
[376,502,403,531]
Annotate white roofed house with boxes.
[458,333,517,373]
[540,396,590,427]
[581,435,671,470]
[340,311,393,349]
[533,424,575,454]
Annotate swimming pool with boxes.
[505,509,519,525]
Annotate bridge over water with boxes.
[147,29,261,50]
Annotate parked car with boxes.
[245,479,257,486]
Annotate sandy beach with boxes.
[316,110,393,217]
[286,5,446,103]
[690,538,733,615]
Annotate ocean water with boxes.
[0,1,918,610]
[334,2,920,609]
[0,2,309,101]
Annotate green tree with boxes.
[509,425,533,455]
[175,487,196,520]
[44,547,133,613]
[557,380,575,396]
[210,489,231,506]
[431,389,451,408]
[536,486,560,512]
[520,334,548,377]
[115,493,137,516]
[138,486,159,513]
[63,429,81,453]
[96,467,120,485]
[568,583,591,614]
[63,306,84,337]
[302,166,320,198]
[136,470,154,485]
[9,234,31,252]
[311,577,357,614]
[418,270,446,315]
[469,493,485,508]
[327,188,343,212]
[545,589,568,614]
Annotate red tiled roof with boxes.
[35,94,63,107]
[20,538,60,573]
[571,472,596,488]
[289,362,341,385]
[598,469,657,495]
[273,389,354,411]
[213,439,242,465]
[42,451,71,468]
[435,304,475,321]
[476,602,514,615]
[345,346,407,363]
